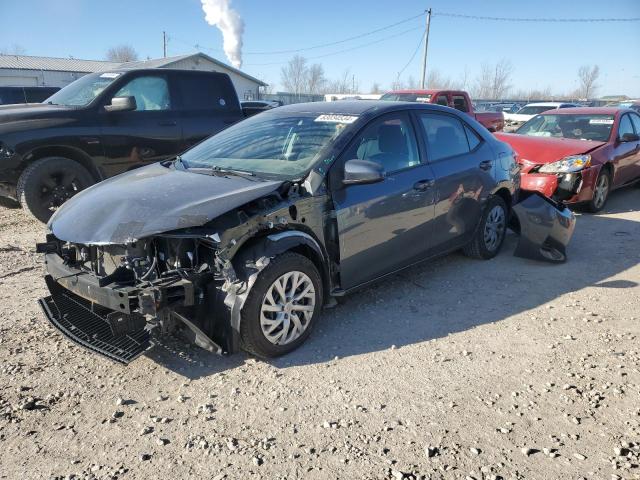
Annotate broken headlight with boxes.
[538,154,591,174]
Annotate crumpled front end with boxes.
[37,233,233,364]
[512,192,576,263]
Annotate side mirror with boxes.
[343,159,384,185]
[620,132,640,143]
[104,96,136,112]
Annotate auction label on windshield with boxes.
[100,73,121,78]
[315,114,358,124]
[589,118,614,124]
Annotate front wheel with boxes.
[240,252,323,358]
[463,196,508,260]
[586,168,610,213]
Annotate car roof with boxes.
[525,102,572,107]
[271,100,454,116]
[541,107,623,115]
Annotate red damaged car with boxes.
[496,108,640,212]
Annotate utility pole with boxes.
[420,8,432,89]
[163,31,167,58]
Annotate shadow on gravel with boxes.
[143,187,640,377]
[268,186,640,369]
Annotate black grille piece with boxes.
[39,278,151,364]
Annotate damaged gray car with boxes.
[37,101,576,363]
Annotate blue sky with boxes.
[1,0,639,97]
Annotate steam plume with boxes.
[201,0,244,69]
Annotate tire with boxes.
[585,168,610,213]
[16,157,94,223]
[240,252,323,358]
[463,196,508,260]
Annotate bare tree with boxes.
[326,69,355,94]
[106,44,139,63]
[306,64,326,95]
[474,59,513,99]
[370,82,382,94]
[280,55,308,94]
[576,65,600,99]
[427,69,455,89]
[0,44,26,55]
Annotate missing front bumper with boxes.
[39,276,151,364]
[512,192,576,263]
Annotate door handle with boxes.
[413,179,435,191]
[479,160,493,171]
[158,120,177,126]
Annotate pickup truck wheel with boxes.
[463,196,507,260]
[17,157,94,223]
[585,169,610,213]
[240,252,322,358]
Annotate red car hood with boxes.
[494,133,605,165]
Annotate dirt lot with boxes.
[0,188,639,480]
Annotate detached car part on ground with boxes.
[36,101,576,364]
[496,107,640,213]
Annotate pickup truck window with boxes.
[435,95,448,106]
[177,73,238,111]
[419,113,470,161]
[342,113,420,173]
[380,93,431,103]
[46,72,118,106]
[452,95,470,113]
[113,76,170,111]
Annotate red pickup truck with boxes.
[380,89,504,132]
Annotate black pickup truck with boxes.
[0,68,244,221]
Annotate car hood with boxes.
[494,133,605,165]
[0,103,78,134]
[49,162,283,245]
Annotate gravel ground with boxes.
[0,188,639,480]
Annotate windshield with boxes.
[45,72,121,106]
[380,93,432,103]
[516,105,558,115]
[516,114,614,142]
[180,112,354,179]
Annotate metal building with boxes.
[0,52,267,100]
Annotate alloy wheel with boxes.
[593,173,609,210]
[39,172,82,211]
[483,205,506,252]
[260,271,316,346]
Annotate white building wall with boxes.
[166,58,260,100]
[0,69,85,87]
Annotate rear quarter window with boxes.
[177,73,240,111]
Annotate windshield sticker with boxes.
[589,118,614,125]
[315,114,358,124]
[99,73,121,78]
[416,97,431,103]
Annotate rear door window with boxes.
[176,73,239,111]
[418,113,471,161]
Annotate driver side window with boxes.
[341,113,420,174]
[113,75,171,111]
[619,114,634,138]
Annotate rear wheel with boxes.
[240,252,323,358]
[586,168,610,213]
[16,157,94,223]
[463,196,508,260]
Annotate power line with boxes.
[433,12,640,22]
[244,12,424,55]
[397,28,426,78]
[245,25,423,66]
